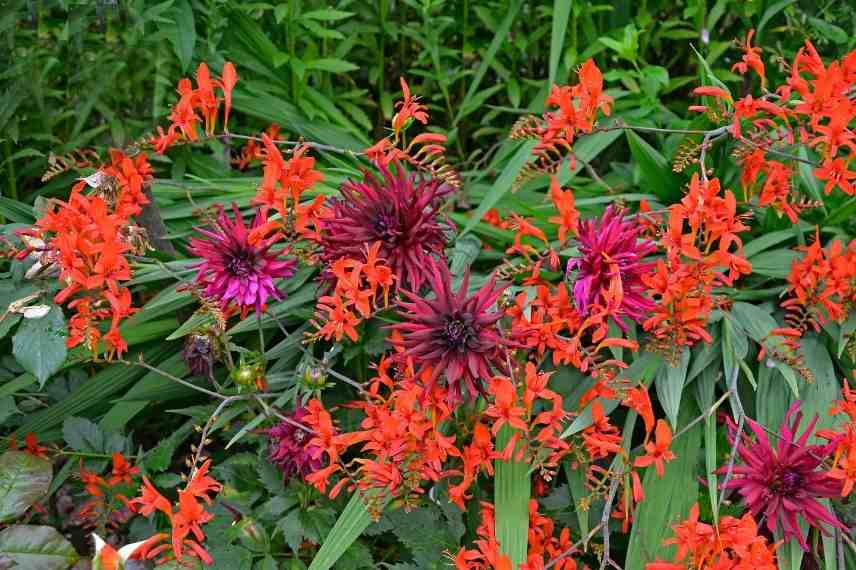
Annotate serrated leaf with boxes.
[0,452,52,522]
[0,525,78,569]
[11,305,66,388]
[62,417,105,453]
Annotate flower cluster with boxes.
[693,36,856,221]
[26,150,154,357]
[645,503,779,570]
[782,233,856,334]
[78,453,140,533]
[453,500,580,570]
[644,174,752,357]
[151,62,238,153]
[311,242,395,342]
[128,460,222,565]
[510,59,612,187]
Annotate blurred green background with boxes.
[1,0,854,203]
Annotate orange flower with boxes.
[547,175,579,242]
[109,452,140,486]
[731,29,765,84]
[623,385,655,435]
[634,420,675,477]
[392,77,429,138]
[485,377,528,435]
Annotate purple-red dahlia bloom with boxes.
[565,206,654,328]
[391,259,508,405]
[190,203,297,313]
[319,163,453,291]
[267,407,323,481]
[719,401,845,550]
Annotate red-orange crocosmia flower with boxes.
[634,419,675,477]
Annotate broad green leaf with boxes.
[308,490,379,570]
[564,462,589,538]
[12,305,67,388]
[626,403,702,567]
[655,347,690,427]
[799,336,840,441]
[449,234,482,275]
[797,147,826,214]
[494,425,529,569]
[305,59,359,73]
[548,0,572,87]
[626,130,682,203]
[0,525,78,570]
[0,451,52,522]
[747,249,799,278]
[163,0,195,72]
[300,8,354,21]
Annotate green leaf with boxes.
[494,425,529,569]
[163,0,196,72]
[548,0,572,87]
[449,234,482,276]
[12,306,67,388]
[799,337,840,441]
[300,8,354,21]
[308,490,379,570]
[747,249,799,278]
[691,45,731,99]
[0,452,52,523]
[626,130,683,203]
[655,347,690,427]
[626,403,702,567]
[564,462,589,538]
[62,416,125,454]
[305,59,359,73]
[0,525,78,569]
[756,0,798,41]
[694,368,719,523]
[462,142,536,235]
[454,0,524,125]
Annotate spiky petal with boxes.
[566,206,655,328]
[319,163,453,291]
[190,203,297,314]
[391,259,508,405]
[267,408,324,481]
[718,401,845,550]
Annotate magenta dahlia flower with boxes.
[267,407,324,481]
[391,259,508,404]
[719,401,845,550]
[190,203,297,313]
[565,206,654,328]
[319,163,453,291]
